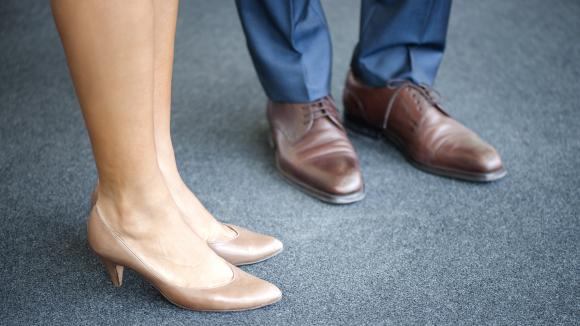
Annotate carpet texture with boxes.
[0,0,579,325]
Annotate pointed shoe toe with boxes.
[156,264,282,312]
[208,224,283,266]
[432,132,507,182]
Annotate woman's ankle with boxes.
[94,177,179,229]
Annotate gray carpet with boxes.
[1,0,579,325]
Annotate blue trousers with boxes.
[235,0,452,103]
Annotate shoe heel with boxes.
[343,113,382,139]
[100,257,124,287]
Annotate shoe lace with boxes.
[381,80,445,130]
[387,79,441,104]
[303,96,342,127]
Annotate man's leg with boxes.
[343,0,506,182]
[351,0,451,86]
[235,0,331,102]
[236,1,364,204]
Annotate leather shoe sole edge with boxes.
[275,155,366,204]
[235,247,284,266]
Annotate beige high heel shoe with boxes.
[208,224,283,266]
[90,186,283,265]
[87,207,282,312]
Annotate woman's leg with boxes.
[151,0,235,241]
[51,0,232,287]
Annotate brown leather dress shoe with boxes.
[268,96,365,204]
[343,71,506,182]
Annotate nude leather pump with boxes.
[87,206,282,311]
[208,224,283,266]
[90,186,283,265]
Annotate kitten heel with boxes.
[100,257,124,287]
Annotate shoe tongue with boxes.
[312,111,344,132]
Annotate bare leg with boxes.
[51,0,232,288]
[151,0,235,241]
